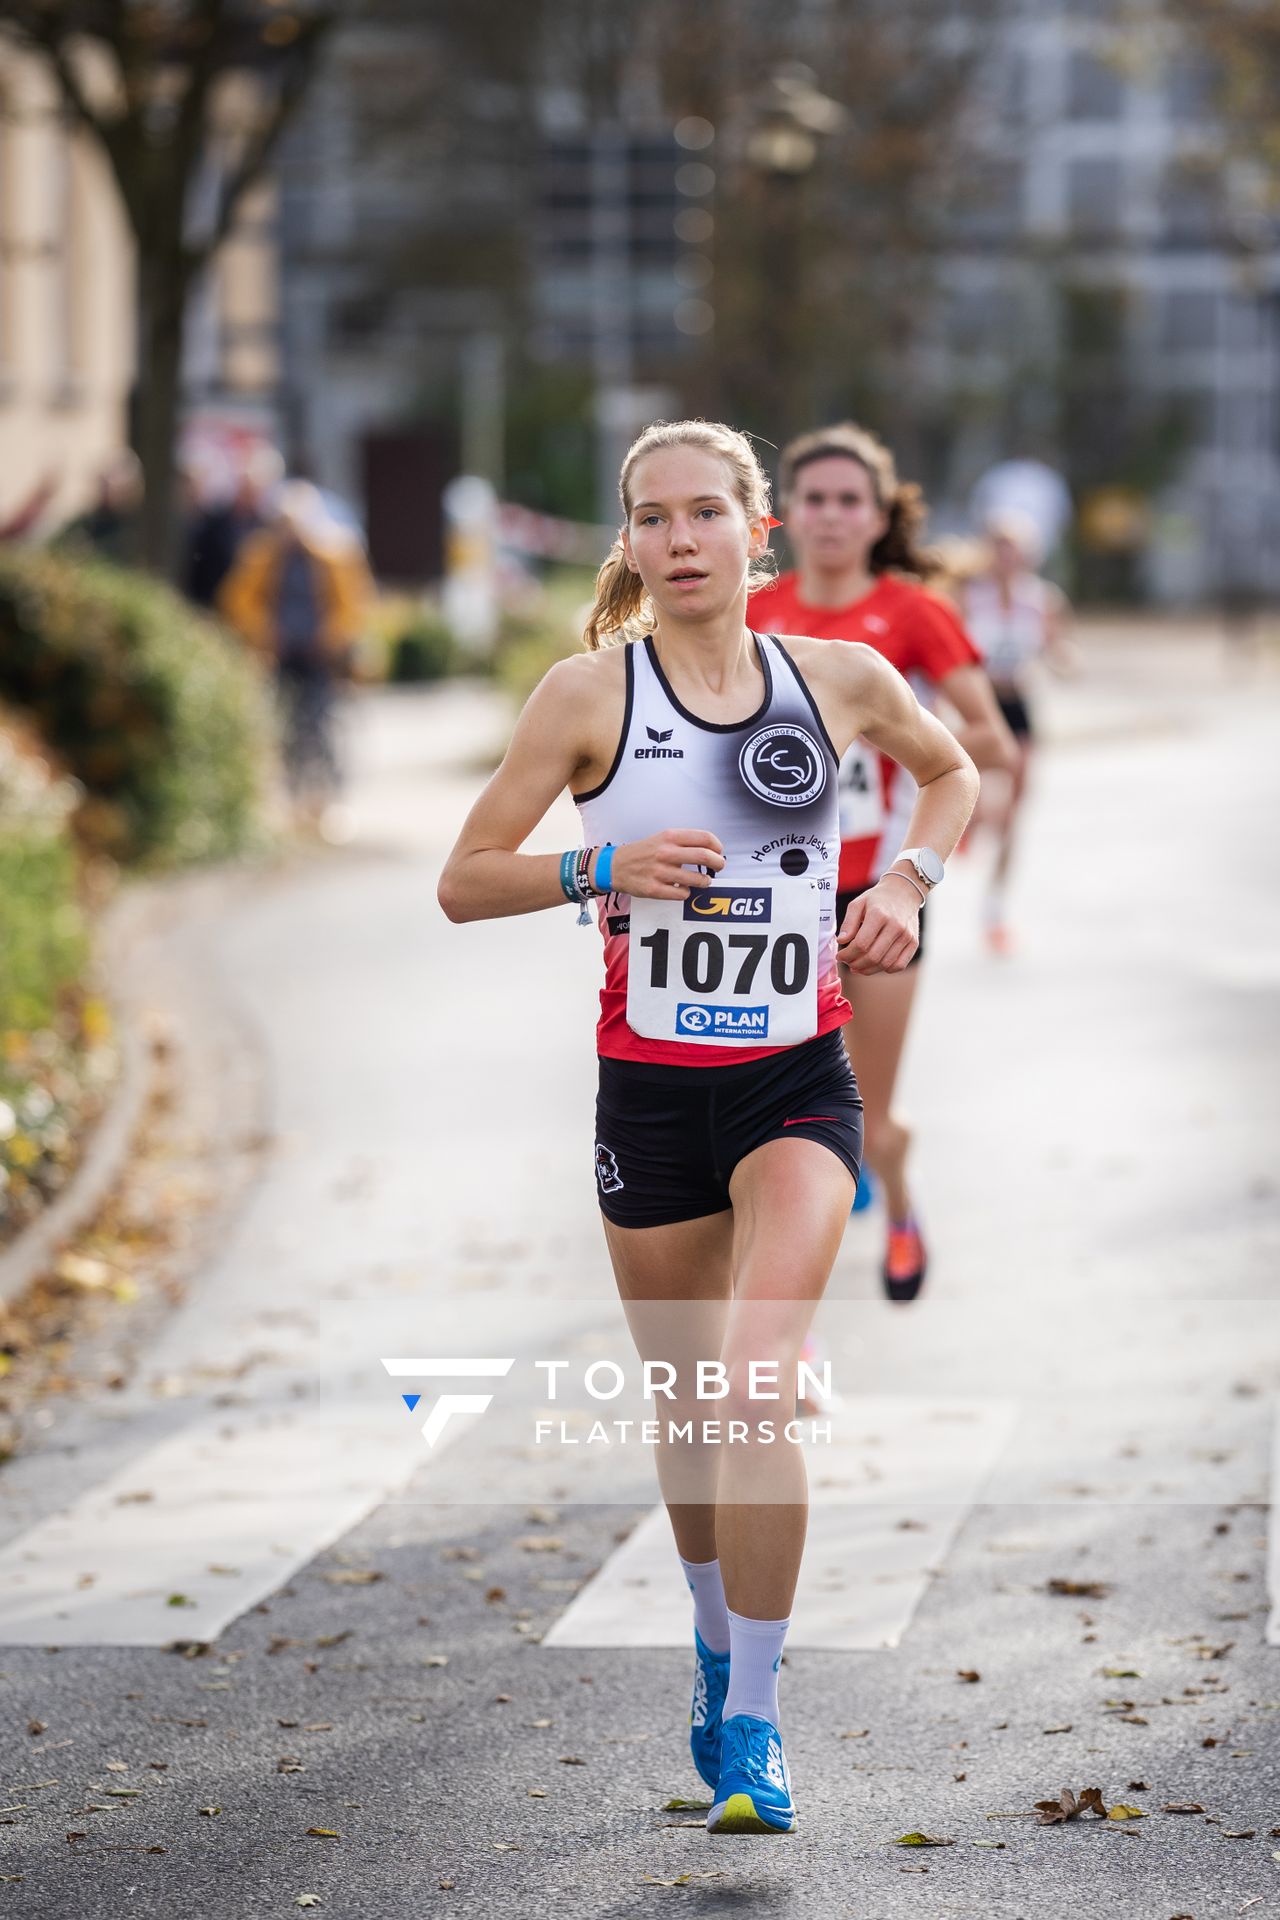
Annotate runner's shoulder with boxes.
[534,641,628,707]
[774,631,887,689]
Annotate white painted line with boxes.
[0,1398,465,1647]
[1266,1400,1280,1648]
[543,1395,1018,1652]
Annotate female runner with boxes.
[438,420,978,1835]
[961,509,1073,953]
[747,424,1015,1301]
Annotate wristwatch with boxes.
[894,846,945,891]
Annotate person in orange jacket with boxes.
[219,481,374,830]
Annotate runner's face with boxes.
[785,455,888,574]
[622,447,766,622]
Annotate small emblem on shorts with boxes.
[740,724,827,807]
[595,1144,624,1193]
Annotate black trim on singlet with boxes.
[768,633,841,767]
[642,630,773,733]
[574,640,635,804]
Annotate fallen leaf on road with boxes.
[528,1719,552,1729]
[424,1655,449,1668]
[1102,1668,1141,1678]
[166,1594,196,1608]
[1107,1805,1146,1821]
[1043,1725,1073,1735]
[957,1670,981,1683]
[642,1872,724,1885]
[303,1725,332,1734]
[305,1828,339,1839]
[1223,1829,1256,1839]
[26,1722,45,1737]
[893,1832,955,1846]
[199,1806,220,1817]
[839,1729,870,1739]
[1046,1579,1111,1598]
[1162,1803,1205,1814]
[661,1800,711,1812]
[559,1756,586,1765]
[1118,1715,1149,1725]
[485,1588,506,1603]
[516,1536,565,1553]
[105,1760,127,1773]
[493,1694,512,1704]
[528,1789,547,1798]
[491,1842,519,1851]
[295,1899,322,1910]
[322,1569,383,1585]
[1034,1787,1107,1825]
[277,1759,305,1774]
[1127,1781,1149,1791]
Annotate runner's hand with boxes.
[837,880,919,975]
[611,830,726,900]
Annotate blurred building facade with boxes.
[0,44,133,534]
[275,1,1279,603]
[933,0,1280,601]
[0,42,281,537]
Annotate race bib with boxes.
[626,883,819,1047]
[837,738,884,841]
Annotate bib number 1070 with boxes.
[637,927,811,997]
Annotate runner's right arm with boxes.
[437,658,725,922]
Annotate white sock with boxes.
[678,1555,730,1655]
[723,1608,789,1728]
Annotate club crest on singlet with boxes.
[739,724,828,807]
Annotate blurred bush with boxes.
[492,568,595,706]
[0,548,275,868]
[387,609,457,684]
[0,719,114,1245]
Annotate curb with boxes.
[0,884,173,1312]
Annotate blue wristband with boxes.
[559,849,579,904]
[593,843,616,894]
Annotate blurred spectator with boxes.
[185,444,285,608]
[55,453,143,563]
[218,481,374,831]
[0,472,61,543]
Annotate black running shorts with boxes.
[995,687,1033,740]
[836,883,927,969]
[594,1027,863,1230]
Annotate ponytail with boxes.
[869,482,937,580]
[583,539,651,651]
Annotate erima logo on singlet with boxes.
[635,723,683,760]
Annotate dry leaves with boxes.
[957,1670,981,1684]
[1046,1579,1111,1599]
[894,1832,955,1847]
[1034,1787,1107,1825]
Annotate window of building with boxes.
[1159,289,1218,353]
[1067,50,1125,121]
[1067,157,1124,238]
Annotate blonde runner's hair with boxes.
[583,420,776,650]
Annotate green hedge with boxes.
[0,548,275,868]
[0,722,102,1244]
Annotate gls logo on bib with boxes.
[683,888,772,921]
[739,724,827,808]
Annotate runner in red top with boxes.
[748,423,1015,1302]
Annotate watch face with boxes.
[917,848,945,887]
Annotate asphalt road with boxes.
[0,621,1277,1919]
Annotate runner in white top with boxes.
[438,420,979,1836]
[962,509,1073,953]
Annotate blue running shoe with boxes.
[851,1166,876,1213]
[689,1630,731,1789]
[707,1713,795,1834]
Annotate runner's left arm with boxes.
[937,663,1020,774]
